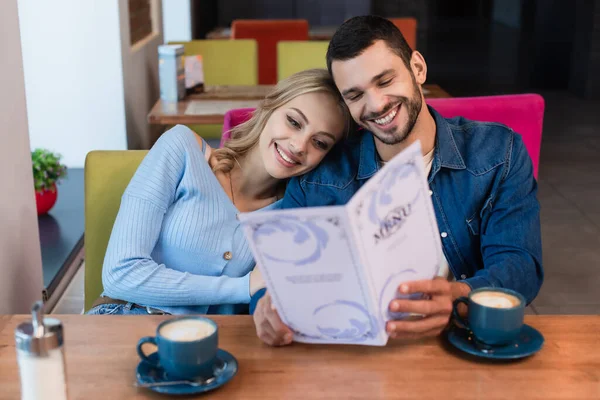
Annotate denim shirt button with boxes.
[441,232,448,238]
[429,190,433,196]
[460,274,467,279]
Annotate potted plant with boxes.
[32,149,67,215]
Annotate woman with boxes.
[88,69,351,315]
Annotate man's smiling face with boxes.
[332,40,423,145]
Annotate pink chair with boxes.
[427,94,544,178]
[220,108,255,148]
[221,94,544,178]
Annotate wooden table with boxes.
[206,26,337,41]
[148,85,273,126]
[1,315,599,399]
[147,84,451,126]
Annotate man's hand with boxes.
[253,292,294,346]
[386,278,469,340]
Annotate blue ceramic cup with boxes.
[137,316,219,380]
[452,287,526,346]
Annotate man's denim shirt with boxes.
[281,106,543,305]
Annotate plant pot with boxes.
[36,184,58,215]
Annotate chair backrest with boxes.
[84,150,148,311]
[427,94,544,178]
[168,39,257,139]
[277,41,329,81]
[220,108,255,148]
[221,94,544,178]
[232,20,309,85]
[169,39,258,85]
[389,17,418,50]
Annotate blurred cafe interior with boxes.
[1,0,599,398]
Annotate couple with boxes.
[89,16,543,346]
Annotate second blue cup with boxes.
[452,287,526,346]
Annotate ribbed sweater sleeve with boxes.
[101,127,250,306]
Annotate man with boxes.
[251,15,543,346]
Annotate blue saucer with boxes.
[136,349,238,395]
[447,324,544,360]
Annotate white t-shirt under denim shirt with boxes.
[422,149,454,281]
[381,148,454,281]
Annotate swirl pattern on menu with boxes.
[251,216,329,266]
[367,161,420,225]
[287,300,379,342]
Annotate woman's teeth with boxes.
[276,145,298,164]
[374,106,398,126]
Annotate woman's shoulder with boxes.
[125,127,214,202]
[153,125,201,151]
[160,125,213,160]
[131,126,212,181]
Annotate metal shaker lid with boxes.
[15,301,64,356]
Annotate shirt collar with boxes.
[428,105,466,182]
[357,131,380,180]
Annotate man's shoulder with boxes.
[444,116,518,175]
[298,137,363,189]
[445,115,515,146]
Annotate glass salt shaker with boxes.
[14,301,69,400]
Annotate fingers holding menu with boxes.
[386,277,453,339]
[253,292,294,347]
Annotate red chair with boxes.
[389,18,418,50]
[221,94,544,178]
[231,20,309,85]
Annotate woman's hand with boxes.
[253,292,294,346]
[249,268,266,296]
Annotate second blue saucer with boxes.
[447,324,544,360]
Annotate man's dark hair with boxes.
[326,15,413,76]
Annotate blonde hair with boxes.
[211,68,351,173]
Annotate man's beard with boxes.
[360,77,423,145]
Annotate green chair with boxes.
[169,39,259,139]
[277,41,329,81]
[84,150,148,312]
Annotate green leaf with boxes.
[31,148,67,191]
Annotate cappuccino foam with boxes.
[471,291,520,309]
[160,319,216,342]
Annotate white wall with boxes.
[162,0,192,43]
[0,0,44,314]
[119,0,164,150]
[18,0,128,168]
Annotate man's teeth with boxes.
[276,145,298,164]
[374,107,398,125]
